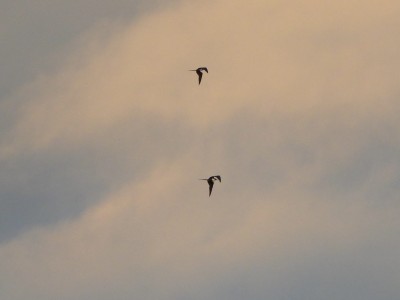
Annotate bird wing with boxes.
[208,180,214,196]
[197,70,203,84]
[202,67,208,73]
[214,175,221,182]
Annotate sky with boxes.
[1,0,400,299]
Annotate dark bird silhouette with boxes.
[199,175,221,196]
[189,67,208,84]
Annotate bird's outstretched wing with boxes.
[196,70,203,84]
[208,180,214,196]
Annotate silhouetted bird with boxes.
[200,175,221,196]
[189,67,208,85]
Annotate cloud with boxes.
[1,163,399,299]
[0,0,180,99]
[1,0,400,299]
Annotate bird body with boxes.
[200,175,221,196]
[190,67,208,84]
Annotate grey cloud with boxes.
[0,0,179,99]
[0,113,194,242]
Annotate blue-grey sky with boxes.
[1,0,400,299]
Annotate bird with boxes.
[189,67,208,85]
[199,175,221,196]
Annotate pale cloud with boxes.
[4,0,400,154]
[1,0,400,299]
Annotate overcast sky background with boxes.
[1,0,400,299]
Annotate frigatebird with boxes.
[189,67,208,85]
[200,175,221,196]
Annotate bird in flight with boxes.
[189,67,208,85]
[200,175,221,196]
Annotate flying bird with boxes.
[189,67,208,85]
[200,175,221,196]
